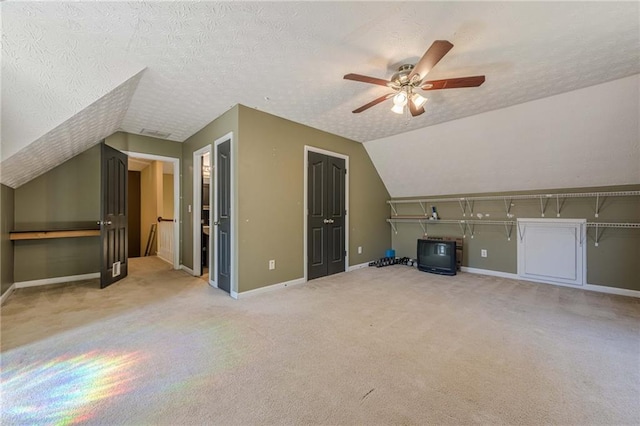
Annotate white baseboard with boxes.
[156,254,174,266]
[462,267,639,298]
[230,290,239,300]
[460,266,518,280]
[180,265,195,275]
[235,277,306,299]
[583,283,640,298]
[1,283,16,305]
[519,275,640,298]
[348,262,371,272]
[15,273,100,288]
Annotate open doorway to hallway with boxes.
[127,154,180,269]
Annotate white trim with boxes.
[303,146,350,282]
[124,151,181,269]
[235,277,306,298]
[15,273,100,288]
[180,264,194,275]
[192,145,212,281]
[461,266,639,298]
[348,262,371,272]
[460,266,519,279]
[583,283,640,298]
[213,132,237,296]
[1,284,16,305]
[156,254,173,266]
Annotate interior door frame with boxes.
[214,133,236,296]
[192,145,213,283]
[303,146,349,282]
[124,151,180,270]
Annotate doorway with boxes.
[304,146,349,281]
[125,152,180,269]
[193,133,235,296]
[193,146,212,283]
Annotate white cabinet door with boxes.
[517,219,586,286]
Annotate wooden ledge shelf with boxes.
[10,229,100,240]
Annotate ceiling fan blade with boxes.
[408,100,425,117]
[421,75,486,90]
[344,73,392,87]
[408,40,454,81]
[352,93,395,113]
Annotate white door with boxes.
[157,220,174,264]
[517,219,586,286]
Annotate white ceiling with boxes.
[1,1,639,188]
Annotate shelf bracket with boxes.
[419,202,428,217]
[419,220,426,235]
[468,222,476,239]
[555,195,566,217]
[389,220,398,235]
[503,198,513,218]
[389,202,398,217]
[539,196,550,217]
[458,199,467,217]
[595,194,605,218]
[504,222,513,241]
[458,221,467,238]
[466,199,474,217]
[594,223,601,247]
[517,222,526,241]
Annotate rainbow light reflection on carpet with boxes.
[2,351,143,425]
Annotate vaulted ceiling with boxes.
[2,1,639,188]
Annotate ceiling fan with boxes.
[344,40,485,117]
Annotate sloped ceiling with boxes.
[365,75,640,197]
[1,1,639,189]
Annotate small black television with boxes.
[417,239,457,276]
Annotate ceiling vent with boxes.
[140,128,171,139]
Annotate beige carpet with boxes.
[1,257,639,425]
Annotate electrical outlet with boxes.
[269,260,276,270]
[481,249,487,258]
[358,246,362,254]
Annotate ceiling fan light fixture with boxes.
[391,104,405,114]
[411,93,428,108]
[393,91,408,106]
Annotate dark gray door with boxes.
[100,143,128,288]
[216,140,231,293]
[308,151,346,280]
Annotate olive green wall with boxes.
[391,185,640,291]
[182,106,239,270]
[237,105,390,293]
[1,184,15,296]
[13,145,101,282]
[106,132,182,158]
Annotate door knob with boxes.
[213,221,220,226]
[323,219,329,224]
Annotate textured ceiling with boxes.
[1,73,143,188]
[2,1,639,187]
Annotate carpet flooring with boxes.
[1,257,639,425]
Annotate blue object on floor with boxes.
[385,249,395,258]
